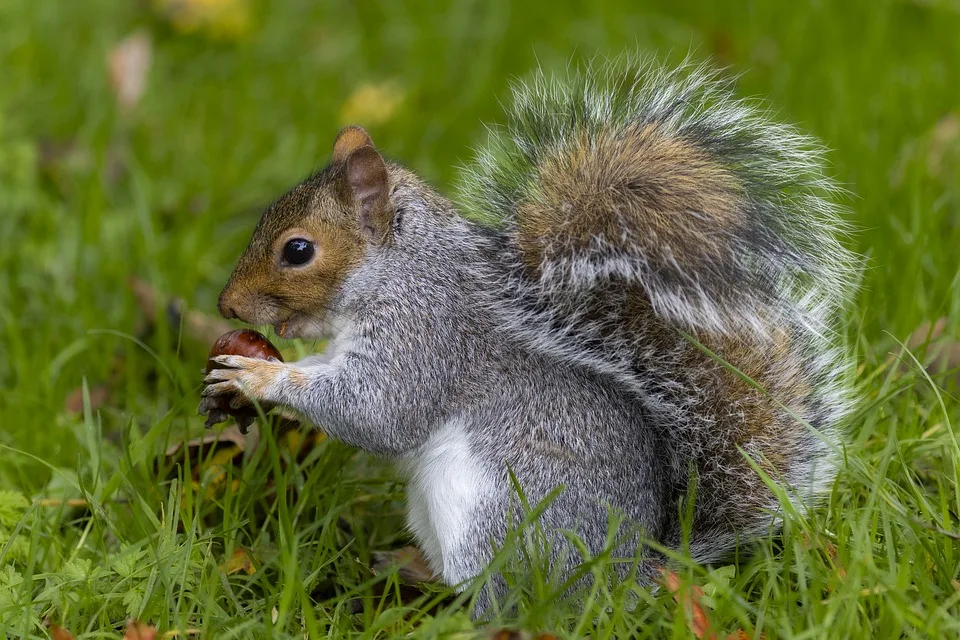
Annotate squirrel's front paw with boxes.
[202,355,289,407]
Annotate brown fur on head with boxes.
[218,126,395,339]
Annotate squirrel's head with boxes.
[217,126,396,339]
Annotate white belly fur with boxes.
[403,418,486,585]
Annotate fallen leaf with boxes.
[62,348,127,417]
[123,620,158,640]
[48,625,75,640]
[927,113,960,178]
[661,568,716,640]
[709,30,735,67]
[128,276,161,329]
[220,547,256,575]
[108,31,152,113]
[164,423,252,458]
[339,81,405,127]
[153,0,253,41]
[161,418,324,529]
[128,277,234,346]
[167,296,235,348]
[890,111,960,188]
[63,383,112,414]
[372,545,439,584]
[907,318,960,378]
[822,540,847,579]
[37,498,89,508]
[485,632,557,640]
[37,138,96,196]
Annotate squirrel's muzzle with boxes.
[217,284,244,321]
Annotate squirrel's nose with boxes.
[218,288,239,319]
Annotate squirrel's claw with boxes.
[197,396,216,413]
[197,396,230,428]
[203,409,230,428]
[203,368,236,385]
[211,354,259,369]
[203,356,286,401]
[229,395,252,410]
[201,380,239,397]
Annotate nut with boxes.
[206,328,283,368]
[200,329,283,431]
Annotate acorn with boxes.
[200,329,283,431]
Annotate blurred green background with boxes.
[1,0,959,636]
[2,0,958,437]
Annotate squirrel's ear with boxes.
[345,145,393,244]
[333,125,375,164]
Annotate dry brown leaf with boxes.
[927,113,960,177]
[161,418,324,532]
[485,632,557,640]
[891,111,960,188]
[907,318,949,348]
[661,568,716,640]
[220,547,257,575]
[48,625,75,640]
[822,540,847,580]
[709,30,735,66]
[128,276,160,329]
[907,318,960,376]
[37,138,96,196]
[372,545,439,584]
[162,418,316,473]
[63,383,112,414]
[168,297,235,347]
[123,620,158,640]
[128,277,233,346]
[164,423,252,458]
[62,349,127,416]
[108,32,152,112]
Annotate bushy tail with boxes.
[459,56,858,337]
[459,56,860,558]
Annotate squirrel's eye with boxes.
[282,238,315,266]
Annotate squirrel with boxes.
[199,58,858,610]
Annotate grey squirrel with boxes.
[199,58,858,609]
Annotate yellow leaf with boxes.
[153,0,253,41]
[220,548,256,575]
[339,82,405,127]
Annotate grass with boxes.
[1,0,959,637]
